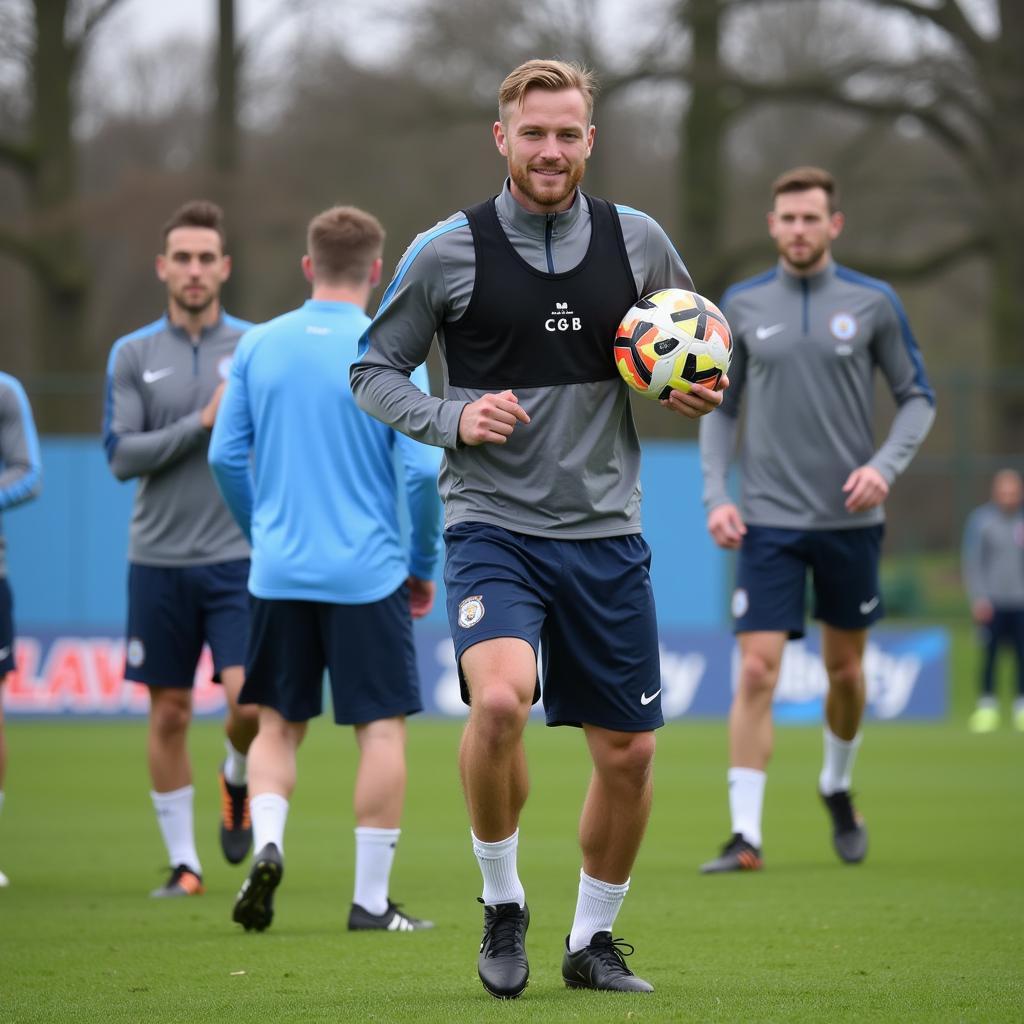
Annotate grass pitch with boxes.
[1,629,1021,1023]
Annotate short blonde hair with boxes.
[498,59,596,125]
[771,166,839,214]
[306,205,385,285]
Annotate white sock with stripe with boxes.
[353,826,400,916]
[472,828,526,908]
[151,785,201,874]
[568,869,629,952]
[728,767,766,849]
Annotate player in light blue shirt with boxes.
[209,205,442,935]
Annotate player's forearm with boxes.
[351,362,463,449]
[107,411,207,480]
[867,395,936,484]
[0,461,42,510]
[208,461,253,542]
[699,411,739,511]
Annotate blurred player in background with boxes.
[699,166,935,873]
[0,373,42,888]
[351,59,724,997]
[962,468,1024,732]
[209,205,442,935]
[103,200,257,897]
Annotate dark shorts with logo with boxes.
[125,560,250,688]
[733,524,885,638]
[0,577,14,676]
[443,522,663,732]
[241,586,422,725]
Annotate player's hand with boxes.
[458,390,530,446]
[843,465,889,512]
[660,374,729,419]
[407,576,436,619]
[972,598,993,625]
[200,382,226,430]
[708,502,746,549]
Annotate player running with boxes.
[104,201,257,897]
[698,166,935,873]
[209,205,442,935]
[351,59,725,997]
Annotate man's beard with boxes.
[511,160,585,209]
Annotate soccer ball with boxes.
[613,288,732,400]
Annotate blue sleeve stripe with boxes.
[720,268,777,309]
[102,318,164,461]
[357,218,468,360]
[0,373,42,506]
[375,218,469,319]
[613,203,689,280]
[835,265,935,406]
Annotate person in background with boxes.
[0,372,43,887]
[962,468,1024,733]
[210,204,442,935]
[698,166,935,874]
[103,200,257,897]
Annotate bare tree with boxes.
[0,0,124,392]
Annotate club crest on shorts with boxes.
[731,588,749,619]
[458,595,485,629]
[127,637,146,667]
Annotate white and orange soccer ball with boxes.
[613,288,732,400]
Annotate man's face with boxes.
[156,226,231,316]
[768,188,843,274]
[494,87,595,214]
[992,472,1023,512]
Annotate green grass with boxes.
[1,625,1021,1023]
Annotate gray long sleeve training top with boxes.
[699,261,935,530]
[350,182,694,539]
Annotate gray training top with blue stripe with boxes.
[961,503,1024,607]
[104,313,252,566]
[350,181,694,539]
[0,373,43,578]
[699,261,935,530]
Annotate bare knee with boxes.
[471,681,532,743]
[826,658,863,698]
[150,691,191,740]
[592,730,656,790]
[738,650,781,701]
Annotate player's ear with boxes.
[301,254,315,283]
[586,123,595,157]
[493,120,508,156]
[829,211,845,240]
[220,254,232,282]
[155,253,167,282]
[369,257,383,289]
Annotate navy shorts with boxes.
[125,560,250,687]
[444,522,663,732]
[241,585,422,725]
[732,524,885,638]
[0,577,13,676]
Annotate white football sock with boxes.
[728,767,766,849]
[222,738,248,786]
[819,728,862,796]
[353,826,400,916]
[250,792,289,856]
[0,790,5,817]
[472,828,525,908]
[568,869,629,952]
[151,785,201,874]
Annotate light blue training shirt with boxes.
[208,298,442,604]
